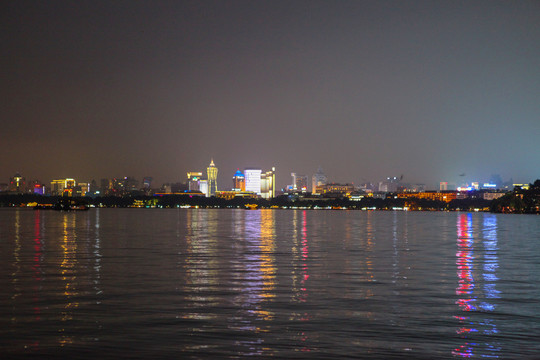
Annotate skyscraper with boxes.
[291,173,308,192]
[9,173,26,193]
[312,166,328,194]
[187,172,203,191]
[232,169,245,191]
[207,159,218,197]
[261,167,276,199]
[244,168,262,194]
[199,179,208,196]
[143,177,153,190]
[51,178,76,196]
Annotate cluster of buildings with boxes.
[0,162,529,203]
[182,161,276,200]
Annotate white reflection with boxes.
[11,209,22,307]
[93,208,102,300]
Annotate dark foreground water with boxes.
[1,208,539,359]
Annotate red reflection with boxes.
[456,214,476,310]
[453,344,474,357]
[454,213,476,357]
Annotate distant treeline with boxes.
[490,180,540,214]
[0,193,493,211]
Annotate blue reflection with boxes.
[482,215,500,301]
[454,213,501,358]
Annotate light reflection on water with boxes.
[1,209,540,359]
[454,213,501,358]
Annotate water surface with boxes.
[1,208,539,358]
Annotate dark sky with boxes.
[1,0,539,190]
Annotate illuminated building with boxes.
[142,177,153,195]
[51,178,76,196]
[111,178,125,195]
[379,176,400,192]
[397,191,458,202]
[9,173,26,193]
[143,177,153,189]
[291,173,308,192]
[483,192,506,200]
[440,182,448,191]
[187,172,203,191]
[482,183,497,190]
[245,168,262,194]
[100,178,111,195]
[312,166,327,194]
[232,169,245,191]
[315,183,356,197]
[199,179,208,196]
[215,191,258,200]
[122,177,139,193]
[513,183,530,190]
[261,167,276,199]
[207,159,218,197]
[33,183,45,195]
[74,183,90,196]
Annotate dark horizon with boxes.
[1,1,539,189]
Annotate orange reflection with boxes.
[183,209,219,321]
[259,209,276,303]
[59,213,78,346]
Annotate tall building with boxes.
[312,166,327,194]
[143,177,153,190]
[187,172,203,191]
[245,168,262,194]
[291,173,308,192]
[199,179,208,196]
[74,183,90,196]
[232,169,245,191]
[379,177,400,192]
[100,178,111,195]
[122,177,139,193]
[9,173,26,193]
[261,167,276,199]
[51,178,76,196]
[33,183,45,195]
[207,159,218,197]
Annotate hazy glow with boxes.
[1,2,539,188]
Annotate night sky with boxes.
[2,1,539,190]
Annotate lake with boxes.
[1,208,539,359]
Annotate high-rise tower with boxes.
[232,169,245,191]
[244,168,262,194]
[261,167,276,198]
[312,166,328,194]
[9,173,26,193]
[207,159,218,197]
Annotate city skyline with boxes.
[1,162,526,196]
[1,1,539,188]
